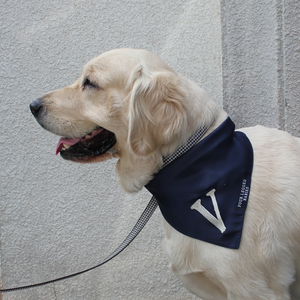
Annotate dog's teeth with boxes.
[63,144,71,149]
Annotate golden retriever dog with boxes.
[30,48,300,300]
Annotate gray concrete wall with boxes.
[221,0,300,136]
[2,0,299,299]
[0,1,222,299]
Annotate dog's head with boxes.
[30,48,216,192]
[29,49,189,191]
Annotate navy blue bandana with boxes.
[145,118,253,249]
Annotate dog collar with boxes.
[146,117,254,249]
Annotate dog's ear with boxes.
[127,66,187,156]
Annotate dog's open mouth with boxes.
[56,127,116,162]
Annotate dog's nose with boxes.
[30,98,43,117]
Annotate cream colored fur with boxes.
[36,48,300,299]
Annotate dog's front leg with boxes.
[171,266,227,300]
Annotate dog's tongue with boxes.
[56,137,81,155]
[55,128,104,155]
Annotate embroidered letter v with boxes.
[191,189,226,233]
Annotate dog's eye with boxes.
[82,77,98,89]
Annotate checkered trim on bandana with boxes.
[162,121,214,168]
[152,120,215,207]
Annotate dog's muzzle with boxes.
[29,97,117,162]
